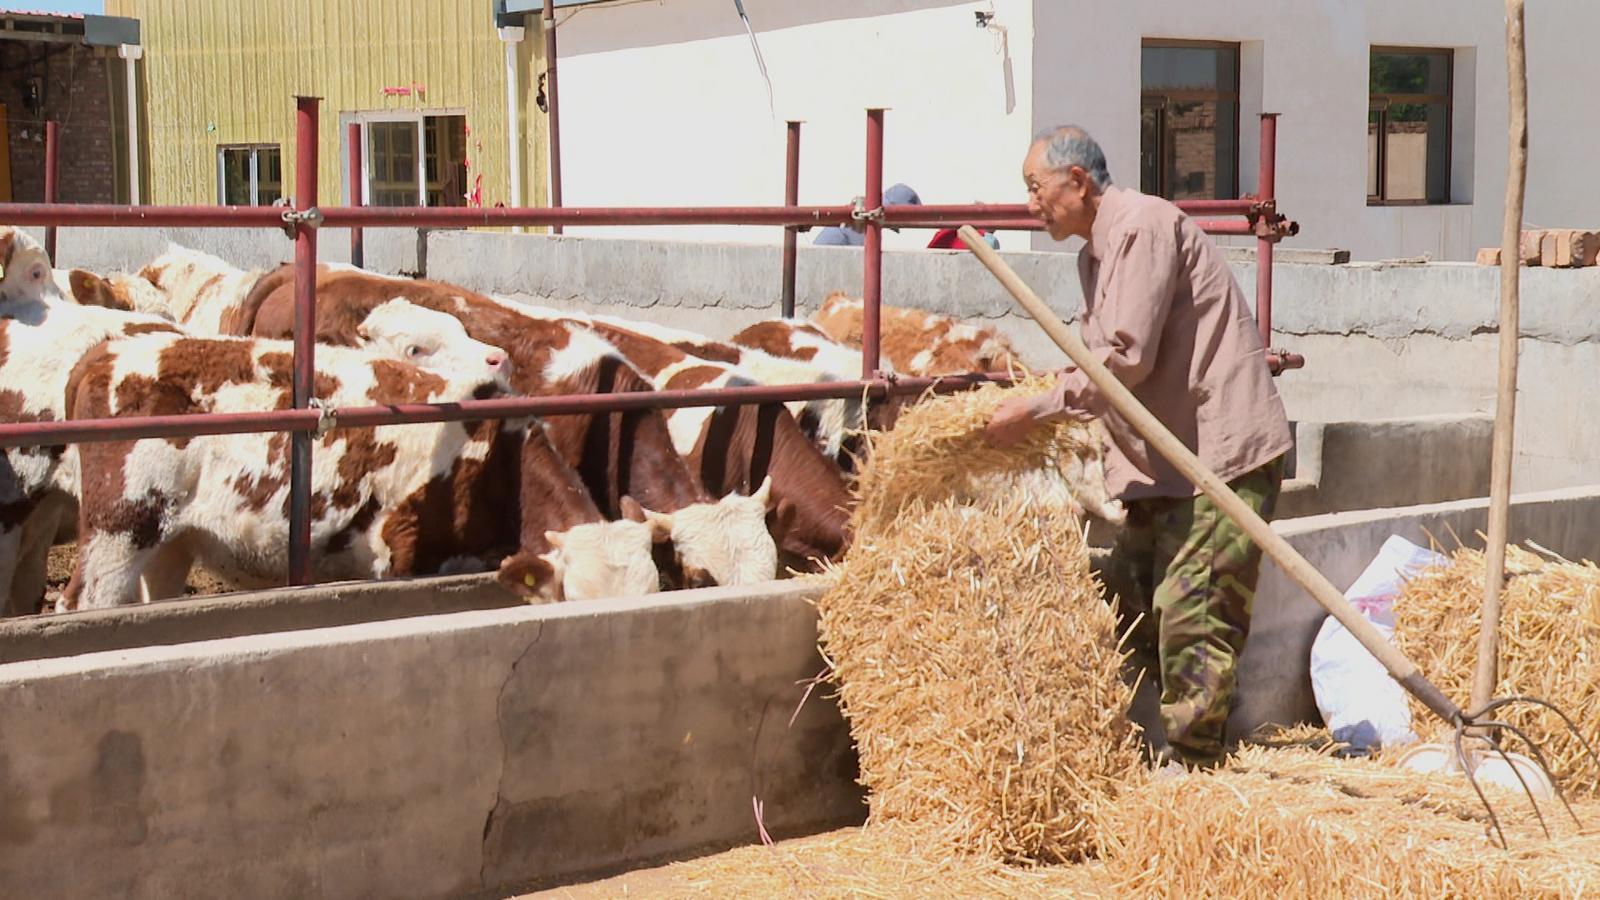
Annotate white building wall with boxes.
[554,0,1034,249]
[553,0,1595,262]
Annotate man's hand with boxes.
[984,395,1043,449]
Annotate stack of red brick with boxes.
[1477,230,1600,267]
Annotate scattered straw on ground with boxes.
[1096,744,1600,898]
[572,746,1600,898]
[1393,543,1600,796]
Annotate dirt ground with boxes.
[513,830,859,899]
[38,543,234,615]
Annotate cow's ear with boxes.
[620,495,646,523]
[750,476,774,509]
[535,551,565,601]
[769,497,798,536]
[496,551,561,603]
[643,510,674,543]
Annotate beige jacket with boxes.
[1040,185,1293,502]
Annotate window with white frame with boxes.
[343,112,468,208]
[217,144,282,206]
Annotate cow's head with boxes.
[0,228,63,308]
[628,478,780,588]
[497,516,667,603]
[548,519,666,601]
[57,269,171,317]
[357,298,513,392]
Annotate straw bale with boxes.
[1096,745,1600,898]
[817,380,1144,864]
[1393,544,1600,795]
[847,376,1096,536]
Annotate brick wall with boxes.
[0,42,120,203]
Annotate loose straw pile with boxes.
[1393,543,1600,795]
[636,745,1600,898]
[819,380,1143,864]
[1094,744,1600,898]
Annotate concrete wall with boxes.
[0,571,521,666]
[1231,485,1600,737]
[1280,413,1494,519]
[0,581,862,899]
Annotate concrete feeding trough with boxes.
[4,486,1599,897]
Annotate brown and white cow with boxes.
[60,330,663,608]
[235,264,779,588]
[54,268,170,316]
[544,313,855,571]
[811,292,1021,376]
[0,229,182,615]
[586,313,893,467]
[136,244,271,333]
[0,227,65,308]
[729,318,869,380]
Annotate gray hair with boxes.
[1031,125,1112,189]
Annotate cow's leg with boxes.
[139,537,195,603]
[13,493,74,616]
[0,527,26,617]
[74,532,157,610]
[11,535,52,617]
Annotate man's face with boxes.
[1023,142,1094,241]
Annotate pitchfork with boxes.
[954,4,1598,841]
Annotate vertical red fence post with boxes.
[1256,113,1278,348]
[861,108,885,378]
[781,120,801,317]
[290,96,321,586]
[543,0,563,235]
[347,122,364,269]
[43,120,59,261]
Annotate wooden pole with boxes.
[956,224,1464,727]
[1472,0,1528,715]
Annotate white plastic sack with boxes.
[1309,535,1446,752]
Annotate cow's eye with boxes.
[406,345,423,358]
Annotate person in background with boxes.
[927,226,1000,251]
[813,183,922,246]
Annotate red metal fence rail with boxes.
[3,106,1298,588]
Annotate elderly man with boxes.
[986,125,1293,769]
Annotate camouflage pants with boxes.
[1099,456,1285,766]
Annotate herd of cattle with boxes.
[0,226,1120,618]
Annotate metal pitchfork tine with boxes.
[1454,697,1600,844]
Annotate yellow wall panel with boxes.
[105,0,546,211]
